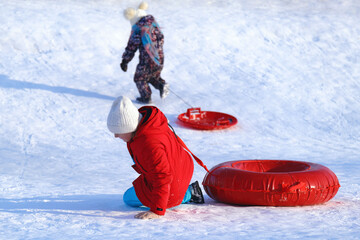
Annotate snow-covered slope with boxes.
[0,0,359,239]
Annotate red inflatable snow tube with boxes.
[202,160,340,206]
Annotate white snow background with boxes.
[1,0,360,239]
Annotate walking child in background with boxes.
[107,96,204,219]
[120,2,169,104]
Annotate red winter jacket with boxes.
[127,106,194,215]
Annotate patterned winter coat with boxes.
[122,15,164,69]
[127,106,194,215]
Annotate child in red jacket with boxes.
[120,2,169,104]
[107,96,204,219]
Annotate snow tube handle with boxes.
[285,182,307,193]
[216,119,230,126]
[186,108,205,120]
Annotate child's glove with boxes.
[120,61,128,72]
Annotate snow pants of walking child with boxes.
[134,63,166,100]
[123,186,192,207]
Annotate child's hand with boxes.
[134,211,162,220]
[120,61,128,72]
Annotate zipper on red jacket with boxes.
[128,144,147,173]
[133,156,147,173]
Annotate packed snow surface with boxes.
[1,0,360,239]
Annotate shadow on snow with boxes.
[0,74,115,101]
[0,194,139,219]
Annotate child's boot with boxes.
[189,181,205,204]
[160,83,169,99]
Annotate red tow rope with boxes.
[176,136,210,173]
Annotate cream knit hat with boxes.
[107,96,142,134]
[124,2,149,26]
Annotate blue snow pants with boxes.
[123,186,192,207]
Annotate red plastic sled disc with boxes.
[177,108,237,130]
[202,160,340,206]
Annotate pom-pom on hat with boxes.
[124,1,149,26]
[107,96,142,134]
[124,8,136,21]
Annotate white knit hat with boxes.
[124,2,149,26]
[107,96,142,134]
